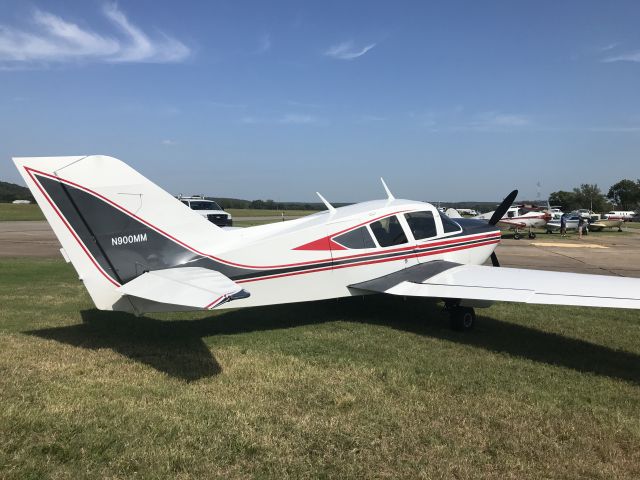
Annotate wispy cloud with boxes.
[255,34,271,54]
[279,114,318,124]
[240,113,324,125]
[472,112,531,128]
[0,3,190,67]
[357,114,386,123]
[161,139,177,146]
[602,50,640,63]
[286,100,323,109]
[208,101,247,109]
[596,42,619,53]
[417,109,532,132]
[324,41,376,60]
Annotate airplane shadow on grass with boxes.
[26,296,640,385]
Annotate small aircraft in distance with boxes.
[475,204,552,240]
[13,156,640,331]
[585,218,624,232]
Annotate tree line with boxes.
[549,179,640,213]
[209,197,351,211]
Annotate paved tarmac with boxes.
[2,221,640,278]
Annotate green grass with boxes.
[227,208,315,218]
[1,258,640,479]
[0,203,44,221]
[624,222,640,230]
[0,204,314,222]
[233,219,281,227]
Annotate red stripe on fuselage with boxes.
[236,239,500,284]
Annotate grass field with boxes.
[226,209,315,218]
[1,258,639,479]
[0,204,313,222]
[0,203,44,221]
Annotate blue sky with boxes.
[1,0,640,202]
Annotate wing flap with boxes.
[118,267,249,310]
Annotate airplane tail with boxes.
[13,155,244,312]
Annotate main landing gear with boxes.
[512,227,536,240]
[445,300,476,331]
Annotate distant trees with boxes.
[549,184,609,212]
[549,179,640,213]
[607,179,640,211]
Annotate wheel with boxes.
[528,232,536,239]
[449,307,476,331]
[546,230,551,234]
[513,232,521,240]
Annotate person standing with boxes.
[578,216,585,239]
[560,214,567,237]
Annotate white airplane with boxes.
[13,156,640,331]
[476,204,551,239]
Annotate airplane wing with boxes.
[349,261,640,309]
[118,267,250,310]
[497,218,527,228]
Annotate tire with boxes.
[514,232,521,240]
[449,307,476,331]
[528,233,536,239]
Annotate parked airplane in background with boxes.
[545,213,585,234]
[588,218,624,232]
[604,211,636,221]
[476,204,551,239]
[13,156,640,332]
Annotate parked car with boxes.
[177,195,233,227]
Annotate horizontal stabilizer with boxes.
[351,262,640,309]
[118,267,249,310]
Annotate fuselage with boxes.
[211,199,501,308]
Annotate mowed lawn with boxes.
[0,204,313,222]
[0,203,44,221]
[1,259,640,479]
[226,208,314,218]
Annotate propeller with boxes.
[489,189,518,226]
[488,189,518,268]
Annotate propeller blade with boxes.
[489,189,518,226]
[490,252,500,267]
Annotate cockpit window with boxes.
[404,211,437,240]
[439,212,461,233]
[370,215,408,247]
[333,226,376,249]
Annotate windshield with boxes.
[189,201,222,211]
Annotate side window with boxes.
[370,215,408,247]
[404,211,437,240]
[181,200,189,206]
[333,226,376,249]
[439,212,461,233]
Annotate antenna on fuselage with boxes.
[380,178,395,201]
[316,192,336,212]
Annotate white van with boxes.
[604,211,636,221]
[177,195,233,227]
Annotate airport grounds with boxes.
[1,203,640,479]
